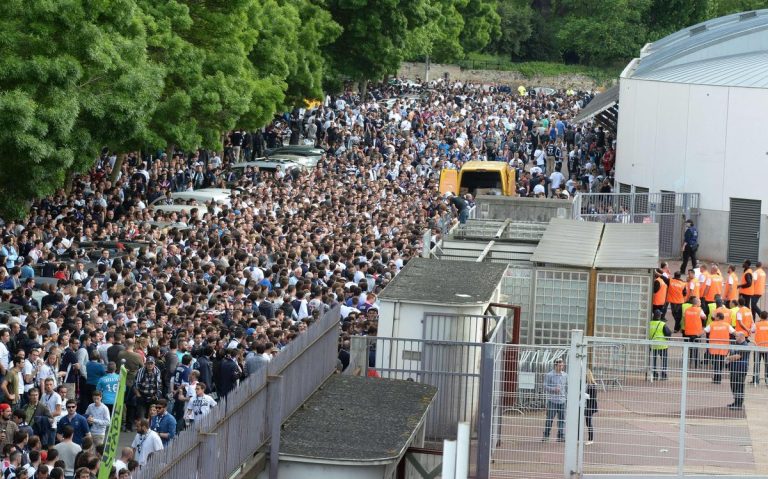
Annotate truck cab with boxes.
[439,161,516,197]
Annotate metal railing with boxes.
[138,305,340,479]
[479,331,768,479]
[572,192,700,259]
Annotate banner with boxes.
[98,365,128,479]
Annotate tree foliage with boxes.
[0,0,162,218]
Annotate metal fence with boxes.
[572,192,700,258]
[478,331,768,479]
[138,305,340,479]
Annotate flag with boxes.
[98,365,128,479]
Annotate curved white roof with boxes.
[628,9,768,88]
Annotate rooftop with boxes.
[279,375,437,463]
[378,258,507,304]
[627,9,768,88]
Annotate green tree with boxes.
[0,0,162,218]
[646,0,709,37]
[326,0,433,88]
[458,0,501,53]
[487,0,534,59]
[707,0,768,16]
[404,0,467,63]
[556,0,651,64]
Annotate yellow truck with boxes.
[439,161,517,197]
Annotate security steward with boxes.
[739,260,755,305]
[753,311,768,385]
[652,269,669,316]
[649,310,671,381]
[666,272,687,333]
[704,312,735,384]
[683,297,707,368]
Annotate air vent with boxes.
[689,25,707,36]
[740,11,758,21]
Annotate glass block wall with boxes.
[533,269,589,345]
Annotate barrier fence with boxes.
[480,332,768,479]
[573,192,700,259]
[137,305,340,479]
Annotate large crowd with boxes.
[0,78,610,478]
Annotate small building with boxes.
[377,258,507,341]
[261,376,437,479]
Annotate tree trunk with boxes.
[360,79,369,102]
[109,155,124,183]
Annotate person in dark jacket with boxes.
[216,350,241,398]
[584,369,598,445]
[726,332,751,410]
[196,348,214,394]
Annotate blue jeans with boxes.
[459,209,469,224]
[544,401,565,439]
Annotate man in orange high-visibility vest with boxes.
[684,297,707,368]
[705,312,735,384]
[752,261,766,319]
[666,272,687,333]
[753,311,768,385]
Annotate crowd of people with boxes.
[0,78,607,477]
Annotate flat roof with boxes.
[378,258,506,305]
[530,219,603,268]
[594,223,659,269]
[279,376,437,463]
[461,160,508,171]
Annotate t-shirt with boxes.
[97,373,120,405]
[53,441,82,476]
[131,430,163,466]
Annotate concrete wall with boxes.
[476,195,573,222]
[398,62,605,90]
[696,209,729,263]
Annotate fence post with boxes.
[200,432,219,479]
[268,375,284,479]
[678,344,689,476]
[476,343,495,479]
[564,330,584,479]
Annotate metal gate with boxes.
[479,332,768,479]
[728,198,761,263]
[573,192,700,259]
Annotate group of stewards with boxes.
[649,260,768,408]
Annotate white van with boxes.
[149,188,234,208]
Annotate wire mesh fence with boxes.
[573,192,700,259]
[482,334,768,479]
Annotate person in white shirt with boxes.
[131,418,163,466]
[185,382,217,424]
[549,168,565,192]
[0,329,10,376]
[114,447,134,473]
[85,391,111,445]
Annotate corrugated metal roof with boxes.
[530,219,603,268]
[632,51,768,88]
[629,9,768,87]
[574,84,619,123]
[593,223,659,269]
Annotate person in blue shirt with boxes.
[19,257,35,280]
[150,398,176,446]
[680,219,699,273]
[96,362,120,412]
[57,399,90,445]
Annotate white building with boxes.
[606,10,768,263]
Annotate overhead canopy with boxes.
[593,223,659,269]
[531,219,659,269]
[573,84,619,131]
[530,219,603,268]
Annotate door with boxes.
[438,168,458,195]
[659,190,676,258]
[728,198,761,263]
